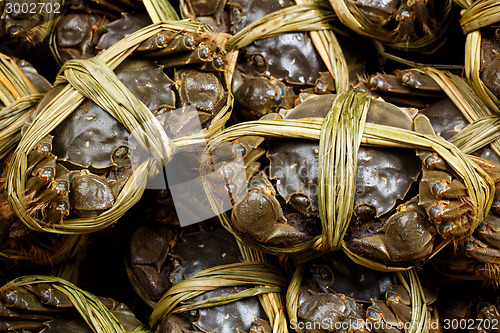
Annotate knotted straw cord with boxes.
[204,90,494,260]
[149,262,288,328]
[459,0,500,34]
[5,22,231,234]
[55,58,174,169]
[1,275,128,333]
[318,90,369,250]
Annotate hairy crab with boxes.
[206,91,487,269]
[330,0,453,51]
[353,0,439,42]
[479,27,500,101]
[128,225,270,333]
[415,96,500,284]
[292,252,438,333]
[227,0,335,120]
[53,11,152,62]
[4,24,230,229]
[0,279,142,332]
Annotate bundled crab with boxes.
[456,0,500,113]
[0,275,144,332]
[287,252,439,333]
[179,0,350,121]
[51,0,155,63]
[329,0,455,53]
[202,88,494,273]
[127,222,288,333]
[1,20,233,234]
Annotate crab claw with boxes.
[349,198,434,265]
[394,2,416,42]
[231,172,314,246]
[407,0,435,36]
[367,300,402,333]
[25,154,56,196]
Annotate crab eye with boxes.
[185,36,196,47]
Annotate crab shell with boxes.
[480,28,500,100]
[228,0,328,85]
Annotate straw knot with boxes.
[318,90,370,251]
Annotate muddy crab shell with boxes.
[229,0,327,85]
[51,59,176,169]
[268,94,420,218]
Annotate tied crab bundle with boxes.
[126,225,289,333]
[329,0,454,53]
[2,20,234,234]
[177,0,350,121]
[0,53,51,160]
[202,89,494,273]
[456,0,500,113]
[0,275,145,332]
[225,0,350,115]
[286,252,434,333]
[403,67,500,284]
[0,53,86,269]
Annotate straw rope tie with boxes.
[318,90,370,251]
[149,262,287,328]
